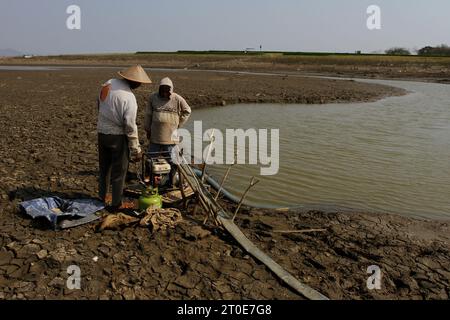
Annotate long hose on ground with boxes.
[192,167,355,213]
[190,167,329,300]
[191,168,279,209]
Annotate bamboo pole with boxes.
[214,151,237,201]
[214,163,235,201]
[175,148,328,300]
[232,177,259,222]
[201,129,215,183]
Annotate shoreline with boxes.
[0,68,407,109]
[1,61,449,85]
[1,52,449,84]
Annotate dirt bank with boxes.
[2,52,450,82]
[0,68,448,300]
[0,68,406,109]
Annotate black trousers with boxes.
[98,133,129,207]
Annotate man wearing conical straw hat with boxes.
[97,65,151,211]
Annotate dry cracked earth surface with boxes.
[0,68,448,300]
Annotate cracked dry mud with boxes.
[0,68,448,300]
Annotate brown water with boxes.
[185,79,450,220]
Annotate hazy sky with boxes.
[0,0,449,55]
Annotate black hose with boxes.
[192,168,281,209]
[192,167,358,213]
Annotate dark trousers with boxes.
[98,133,129,207]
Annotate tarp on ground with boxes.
[19,197,104,229]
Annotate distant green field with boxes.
[134,50,449,58]
[43,50,450,62]
[6,50,450,70]
[135,50,381,57]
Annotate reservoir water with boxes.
[185,79,450,220]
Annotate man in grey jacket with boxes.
[97,65,152,210]
[144,77,191,146]
[144,77,191,184]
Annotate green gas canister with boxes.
[138,187,162,210]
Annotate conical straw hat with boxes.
[118,65,152,84]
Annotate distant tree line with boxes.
[385,47,411,55]
[384,44,450,56]
[417,44,450,56]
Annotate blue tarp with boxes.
[19,197,104,229]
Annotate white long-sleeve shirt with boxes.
[97,79,141,154]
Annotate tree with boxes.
[385,47,411,55]
[417,44,450,56]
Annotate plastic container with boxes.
[138,187,162,210]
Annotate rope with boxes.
[140,208,183,231]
